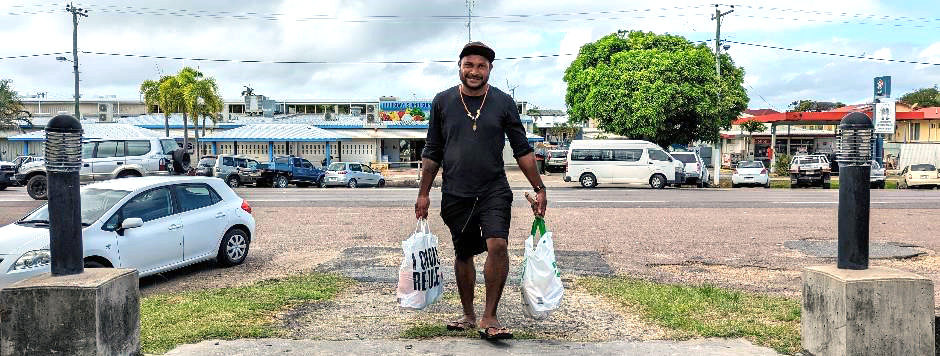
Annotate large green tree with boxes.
[563,30,748,147]
[900,86,940,109]
[0,79,27,131]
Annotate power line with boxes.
[4,3,712,22]
[743,77,779,112]
[724,40,940,66]
[0,51,578,64]
[721,3,940,24]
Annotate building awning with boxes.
[199,124,349,142]
[732,111,925,125]
[8,123,169,141]
[328,128,428,139]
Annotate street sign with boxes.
[873,100,896,134]
[873,76,891,99]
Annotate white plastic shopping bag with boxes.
[520,217,563,320]
[397,219,445,310]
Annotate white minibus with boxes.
[563,140,677,189]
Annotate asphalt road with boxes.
[1,185,938,210]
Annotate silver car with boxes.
[15,137,187,200]
[322,162,385,188]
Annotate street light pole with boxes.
[65,3,88,119]
[711,4,733,186]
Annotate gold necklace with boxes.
[459,84,489,131]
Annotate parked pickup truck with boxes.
[789,154,832,189]
[259,155,326,188]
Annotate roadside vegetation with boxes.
[140,274,352,354]
[580,276,801,354]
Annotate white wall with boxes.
[339,139,378,164]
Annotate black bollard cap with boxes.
[46,114,83,133]
[839,112,873,129]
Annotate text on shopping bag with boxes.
[410,246,442,291]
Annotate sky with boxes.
[1,0,939,112]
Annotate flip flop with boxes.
[478,326,513,340]
[446,320,476,331]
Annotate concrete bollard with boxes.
[0,115,140,355]
[802,112,935,355]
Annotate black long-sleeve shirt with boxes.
[422,85,533,197]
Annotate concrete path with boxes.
[163,338,782,356]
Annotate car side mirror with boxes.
[121,218,143,230]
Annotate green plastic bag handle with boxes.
[530,217,547,238]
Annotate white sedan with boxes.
[0,176,256,289]
[732,160,771,188]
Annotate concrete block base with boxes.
[0,269,140,356]
[802,265,935,356]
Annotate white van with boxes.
[564,140,677,189]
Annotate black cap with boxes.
[459,41,495,63]
[46,114,83,133]
[839,111,873,128]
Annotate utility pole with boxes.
[65,3,88,120]
[711,4,733,186]
[465,0,476,42]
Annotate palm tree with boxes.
[184,76,222,160]
[174,67,204,154]
[740,119,767,159]
[140,77,173,136]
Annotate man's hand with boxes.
[524,191,548,218]
[415,194,430,220]
[534,189,547,217]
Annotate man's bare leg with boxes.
[451,255,477,328]
[479,237,509,331]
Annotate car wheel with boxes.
[318,178,327,188]
[347,179,358,188]
[217,228,250,267]
[649,174,666,189]
[171,148,191,174]
[579,173,597,188]
[0,184,7,191]
[377,179,386,188]
[227,176,240,188]
[275,175,289,188]
[84,260,108,268]
[27,175,48,200]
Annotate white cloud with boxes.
[0,0,936,112]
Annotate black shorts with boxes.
[440,189,513,260]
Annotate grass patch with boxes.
[141,274,352,354]
[580,277,801,355]
[401,324,537,340]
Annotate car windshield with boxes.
[327,163,345,171]
[197,157,216,167]
[739,161,763,168]
[672,154,697,164]
[911,164,937,171]
[19,188,130,226]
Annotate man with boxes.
[415,42,547,340]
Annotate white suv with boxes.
[15,137,189,200]
[670,151,710,187]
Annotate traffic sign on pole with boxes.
[873,99,896,134]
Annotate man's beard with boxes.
[460,72,488,91]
